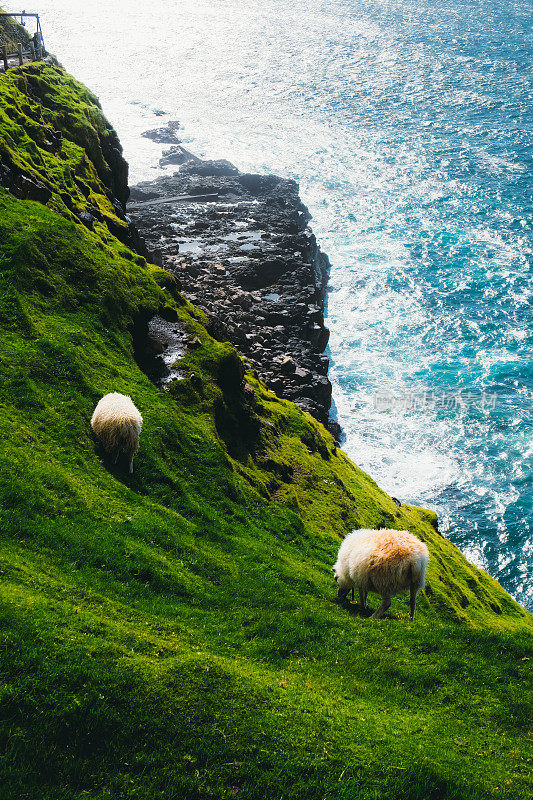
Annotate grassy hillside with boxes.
[0,8,31,52]
[0,63,531,800]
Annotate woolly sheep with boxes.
[332,528,429,620]
[91,393,143,474]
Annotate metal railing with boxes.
[0,12,46,70]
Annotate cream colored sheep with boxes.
[332,528,429,620]
[91,393,143,473]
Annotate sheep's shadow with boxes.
[335,596,373,619]
[93,440,147,492]
[335,595,402,621]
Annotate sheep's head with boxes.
[332,565,351,599]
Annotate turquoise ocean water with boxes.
[16,0,532,607]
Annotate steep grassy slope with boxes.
[0,8,30,52]
[0,64,532,800]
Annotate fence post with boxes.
[33,32,42,60]
[17,43,23,65]
[1,46,8,71]
[30,42,36,61]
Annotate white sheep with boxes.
[91,393,143,473]
[332,528,429,620]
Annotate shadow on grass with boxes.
[380,763,492,800]
[336,596,374,619]
[335,595,415,621]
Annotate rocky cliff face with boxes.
[0,62,141,250]
[129,157,341,439]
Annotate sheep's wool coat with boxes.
[334,528,429,596]
[91,393,142,461]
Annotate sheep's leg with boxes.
[359,589,368,610]
[129,458,134,474]
[410,583,419,621]
[370,596,391,619]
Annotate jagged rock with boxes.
[327,419,343,442]
[141,121,181,144]
[280,356,296,374]
[159,146,200,167]
[294,367,311,382]
[317,355,329,374]
[180,159,239,177]
[100,136,129,208]
[133,314,187,386]
[160,306,178,322]
[42,128,62,152]
[78,211,94,229]
[128,187,160,203]
[308,323,329,352]
[112,198,126,219]
[16,174,52,203]
[128,157,339,439]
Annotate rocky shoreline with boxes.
[128,139,341,440]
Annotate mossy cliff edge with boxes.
[0,9,29,52]
[0,60,531,800]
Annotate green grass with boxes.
[0,8,31,52]
[0,60,129,230]
[0,63,532,800]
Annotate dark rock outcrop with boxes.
[133,313,188,386]
[128,157,341,440]
[159,146,200,167]
[141,121,182,145]
[100,132,130,209]
[0,155,52,203]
